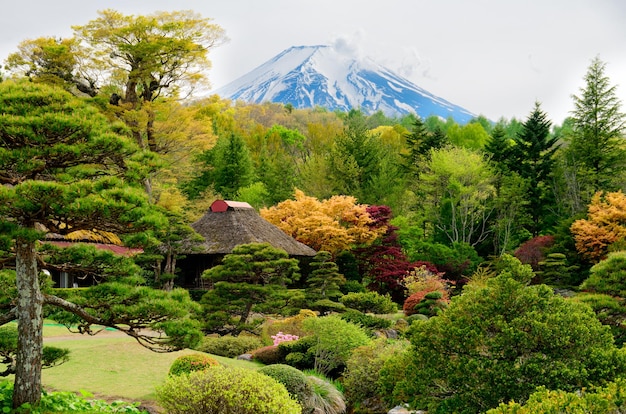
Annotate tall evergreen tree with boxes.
[569,56,626,194]
[183,132,254,200]
[509,102,559,235]
[402,117,448,174]
[328,110,383,203]
[484,124,512,173]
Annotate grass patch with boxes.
[3,321,263,404]
[41,335,263,401]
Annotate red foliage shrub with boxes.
[403,289,448,317]
[250,345,285,365]
[356,205,439,303]
[514,235,555,270]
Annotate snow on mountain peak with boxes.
[213,45,476,123]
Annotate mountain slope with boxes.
[213,45,476,123]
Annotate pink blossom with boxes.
[271,331,299,346]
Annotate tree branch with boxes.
[0,307,17,326]
[43,293,178,352]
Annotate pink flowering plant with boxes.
[271,332,299,346]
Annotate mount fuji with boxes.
[212,45,476,124]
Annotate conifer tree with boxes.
[509,102,559,235]
[201,243,300,335]
[402,117,448,174]
[306,251,345,301]
[0,81,201,408]
[569,57,626,194]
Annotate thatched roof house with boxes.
[177,200,316,288]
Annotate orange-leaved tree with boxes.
[260,189,384,255]
[571,191,626,263]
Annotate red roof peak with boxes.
[210,200,253,212]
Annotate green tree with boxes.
[447,121,490,149]
[402,116,448,174]
[184,132,254,200]
[568,56,626,195]
[201,243,301,335]
[509,102,559,235]
[421,146,496,247]
[306,251,346,311]
[6,10,226,152]
[0,81,202,408]
[484,124,512,180]
[302,315,371,376]
[4,37,83,91]
[388,271,626,413]
[328,110,386,204]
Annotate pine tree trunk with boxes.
[12,238,43,409]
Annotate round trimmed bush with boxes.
[251,345,286,365]
[258,364,314,406]
[196,335,264,358]
[168,353,219,376]
[156,366,302,414]
[339,291,397,314]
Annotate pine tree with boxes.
[306,251,346,301]
[201,243,300,335]
[402,117,448,174]
[0,81,201,408]
[569,57,626,194]
[509,102,559,235]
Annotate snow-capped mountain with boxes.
[213,45,476,123]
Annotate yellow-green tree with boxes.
[261,190,384,255]
[72,9,226,150]
[5,10,226,152]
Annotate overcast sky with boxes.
[1,0,625,124]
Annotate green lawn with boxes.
[5,322,262,405]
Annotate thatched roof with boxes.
[186,200,316,256]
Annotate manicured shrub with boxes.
[388,274,626,413]
[339,291,397,314]
[486,378,626,413]
[340,309,393,330]
[340,279,366,294]
[280,336,317,370]
[251,345,286,365]
[285,351,315,370]
[196,334,263,358]
[168,353,219,376]
[302,315,371,376]
[581,251,626,296]
[258,364,314,407]
[156,366,302,414]
[402,290,448,317]
[573,293,626,346]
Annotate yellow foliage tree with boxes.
[260,189,384,254]
[571,191,626,262]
